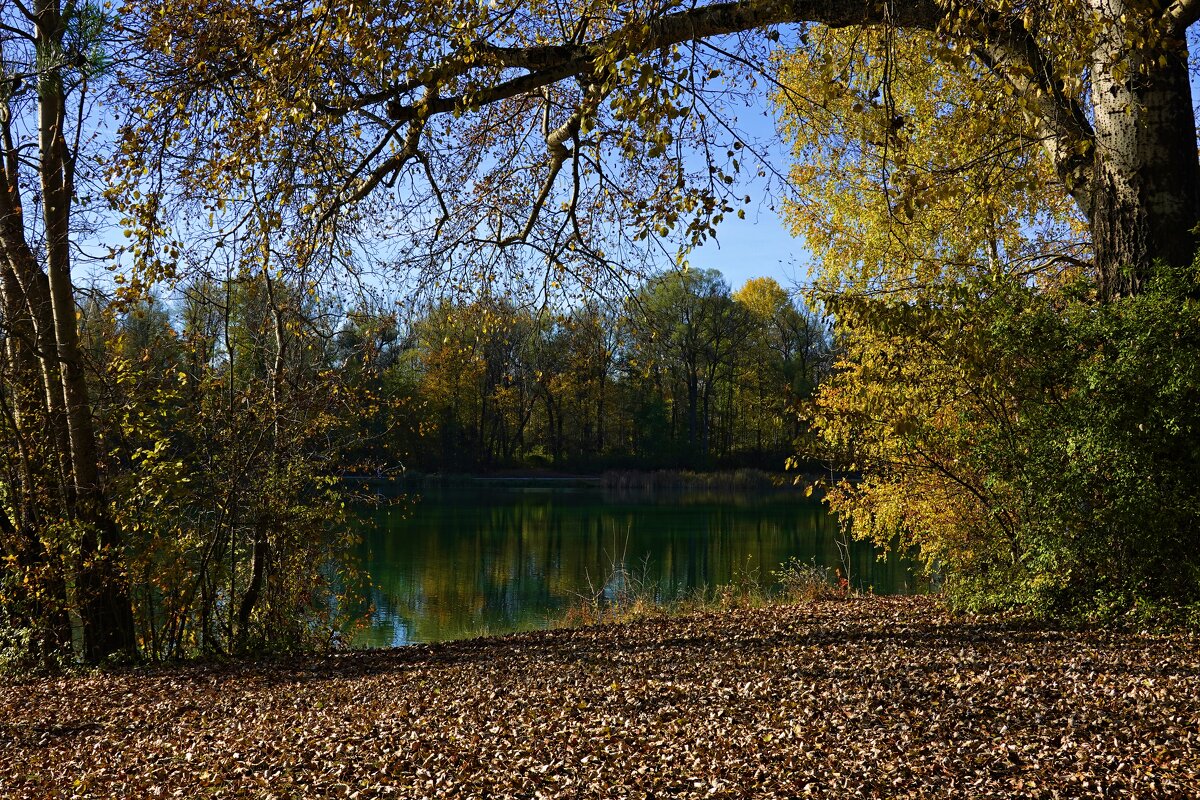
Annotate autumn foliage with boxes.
[809,265,1200,617]
[4,0,1200,669]
[2,598,1197,797]
[774,22,1200,618]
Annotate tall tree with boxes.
[0,0,134,662]
[561,300,618,460]
[626,268,746,461]
[733,277,829,456]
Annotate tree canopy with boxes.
[118,0,1200,298]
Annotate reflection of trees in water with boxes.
[356,490,917,646]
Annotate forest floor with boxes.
[1,596,1198,799]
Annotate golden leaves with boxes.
[774,25,1083,296]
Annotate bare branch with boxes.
[497,106,585,247]
[322,113,426,224]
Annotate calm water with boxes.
[351,487,919,647]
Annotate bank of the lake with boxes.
[3,596,1196,798]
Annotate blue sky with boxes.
[660,78,814,295]
[686,203,810,292]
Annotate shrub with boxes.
[815,261,1200,619]
[773,558,844,602]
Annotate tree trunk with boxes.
[37,0,135,662]
[0,186,74,509]
[236,515,270,647]
[1087,4,1200,297]
[543,389,559,462]
[595,367,605,455]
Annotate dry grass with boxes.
[556,556,845,628]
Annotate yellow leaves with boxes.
[776,24,1084,298]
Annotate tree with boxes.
[333,306,421,473]
[625,268,746,461]
[120,0,1199,300]
[0,0,136,663]
[808,266,1200,614]
[558,300,619,461]
[756,7,1200,612]
[733,277,829,457]
[88,272,374,659]
[107,0,1200,619]
[410,297,546,468]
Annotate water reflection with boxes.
[353,487,918,647]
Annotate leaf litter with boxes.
[1,596,1197,798]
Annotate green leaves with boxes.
[812,263,1200,617]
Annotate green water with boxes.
[352,487,919,647]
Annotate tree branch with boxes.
[321,115,425,224]
[497,105,585,247]
[970,19,1096,216]
[383,0,944,123]
[1164,0,1200,34]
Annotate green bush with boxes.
[818,260,1200,621]
[1016,265,1200,617]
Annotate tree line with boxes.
[349,270,830,473]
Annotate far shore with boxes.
[341,466,827,492]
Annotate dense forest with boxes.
[106,267,831,477]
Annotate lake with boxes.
[351,486,920,647]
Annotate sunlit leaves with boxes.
[771,16,1113,610]
[774,25,1085,295]
[113,0,790,299]
[807,264,1200,614]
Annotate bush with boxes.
[816,261,1200,620]
[1018,265,1200,616]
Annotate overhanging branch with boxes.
[383,0,945,123]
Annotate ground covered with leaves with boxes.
[1,597,1197,798]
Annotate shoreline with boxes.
[343,467,818,492]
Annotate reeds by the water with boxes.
[598,468,787,493]
[554,555,850,629]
